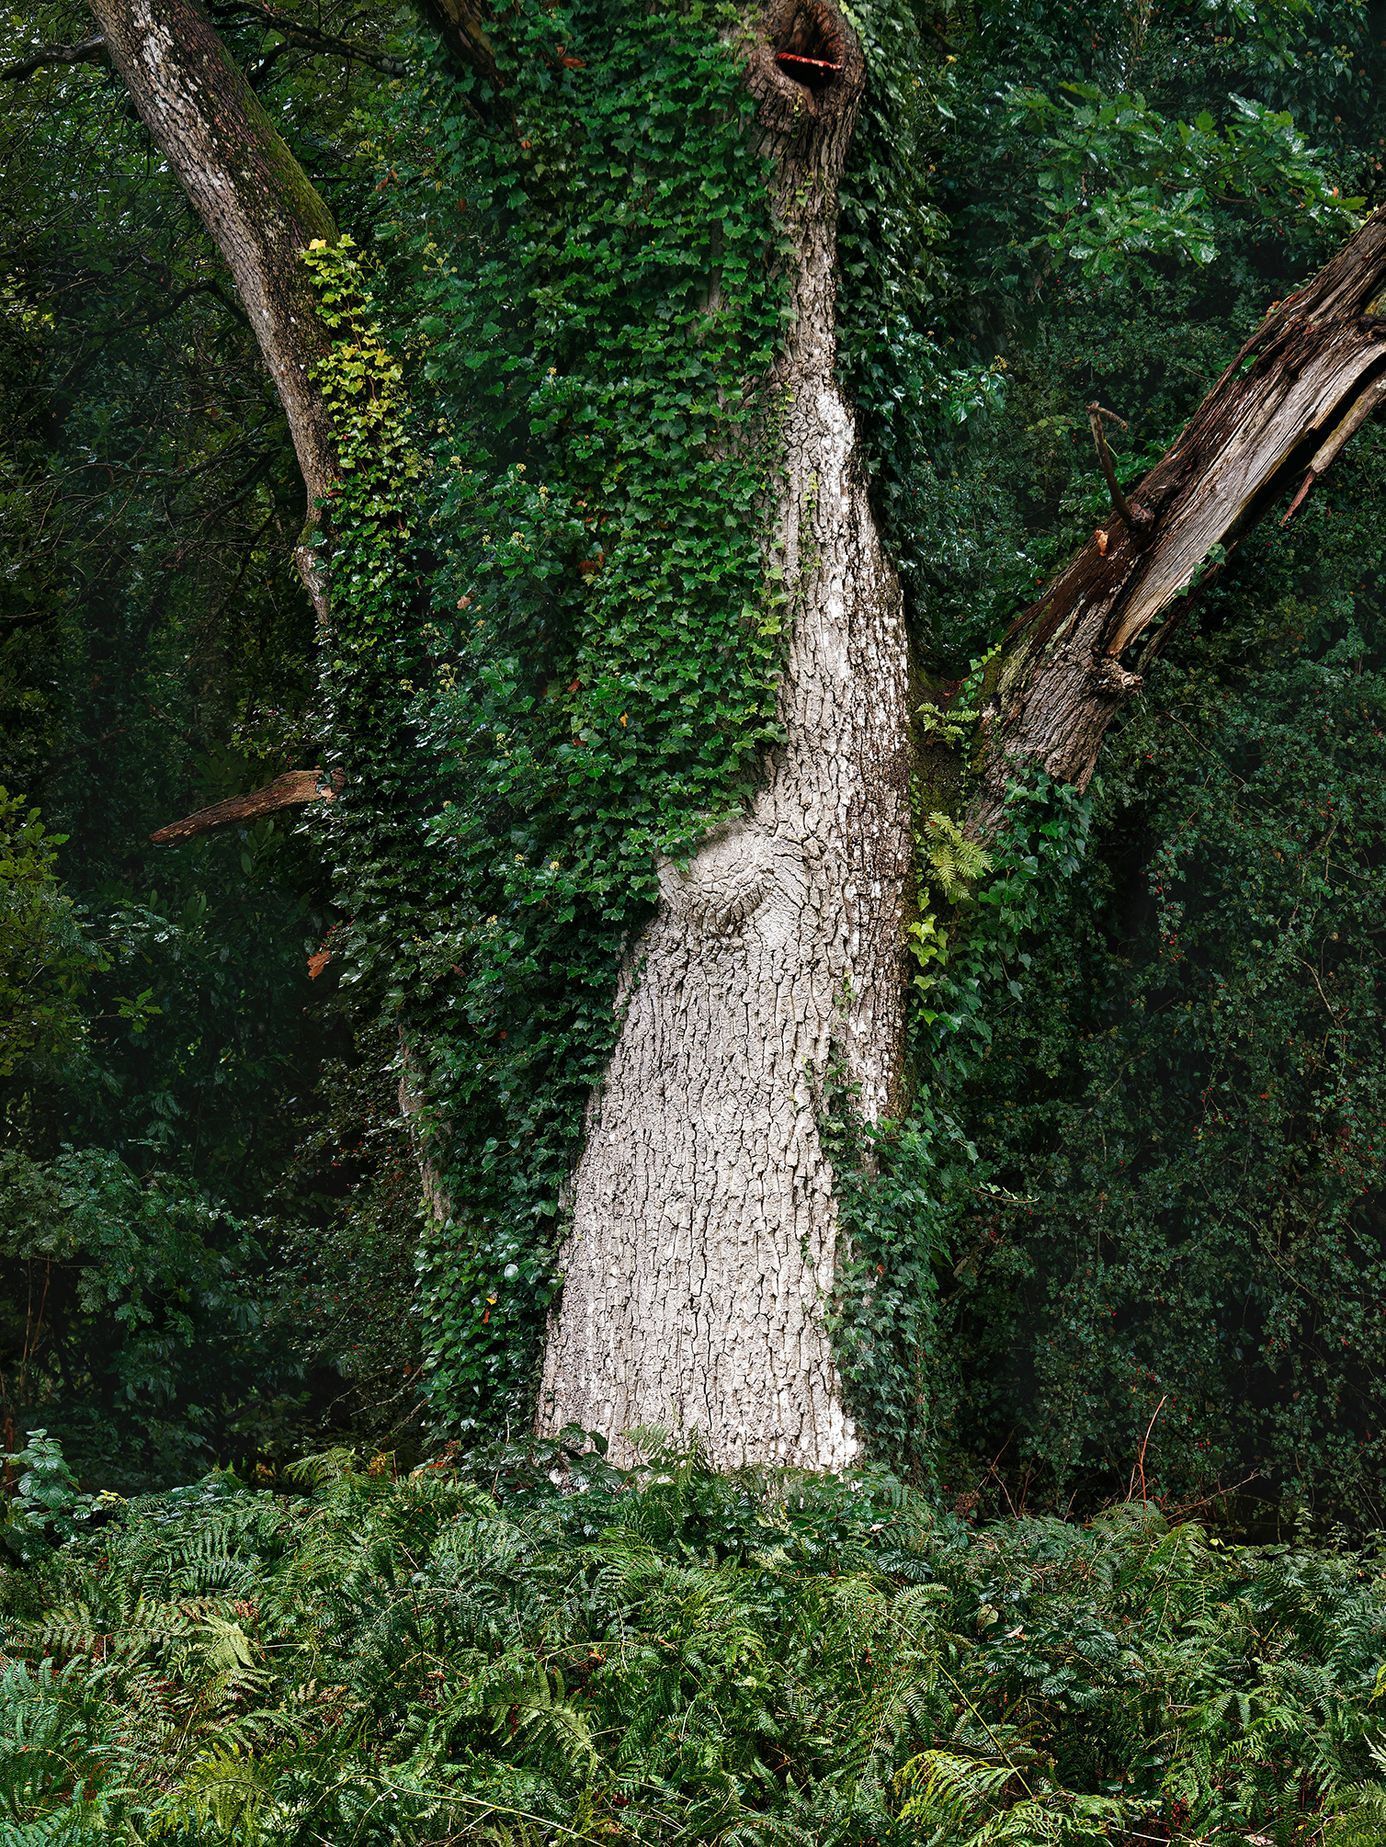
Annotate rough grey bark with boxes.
[969,207,1386,839]
[85,0,338,613]
[537,5,912,1469]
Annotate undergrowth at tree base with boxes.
[4,1438,1386,1844]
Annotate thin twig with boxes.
[1129,1394,1167,1504]
[1088,401,1154,535]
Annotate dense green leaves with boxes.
[1004,83,1359,277]
[0,792,86,1081]
[826,0,1386,1514]
[5,1445,1386,1841]
[0,1145,287,1487]
[311,0,790,1424]
[942,440,1386,1522]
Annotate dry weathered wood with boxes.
[970,208,1386,839]
[149,769,340,843]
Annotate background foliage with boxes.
[6,4,1386,1837]
[828,0,1386,1521]
[0,0,420,1480]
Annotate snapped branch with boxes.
[149,769,343,844]
[970,207,1386,839]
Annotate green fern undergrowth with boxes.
[3,1436,1386,1844]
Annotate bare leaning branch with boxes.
[970,208,1386,839]
[149,769,342,844]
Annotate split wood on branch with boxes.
[969,206,1386,840]
[149,769,342,844]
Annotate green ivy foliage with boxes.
[822,0,1386,1511]
[0,791,86,1082]
[312,1,790,1427]
[0,1147,282,1488]
[5,1442,1386,1841]
[942,431,1386,1523]
[831,778,1092,1474]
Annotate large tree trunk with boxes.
[969,209,1386,836]
[85,0,339,612]
[539,92,1386,1464]
[537,5,913,1469]
[93,0,1386,1472]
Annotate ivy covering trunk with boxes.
[69,0,1386,1474]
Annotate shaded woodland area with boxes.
[4,0,1386,1838]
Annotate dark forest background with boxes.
[3,0,1385,1532]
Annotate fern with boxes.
[4,1444,1386,1843]
[922,811,992,906]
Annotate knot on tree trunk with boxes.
[658,822,780,933]
[1092,656,1142,701]
[748,0,863,142]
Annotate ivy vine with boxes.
[311,0,791,1429]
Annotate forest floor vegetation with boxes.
[3,1438,1386,1844]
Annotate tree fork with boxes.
[970,208,1386,840]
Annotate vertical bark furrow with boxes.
[537,10,912,1469]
